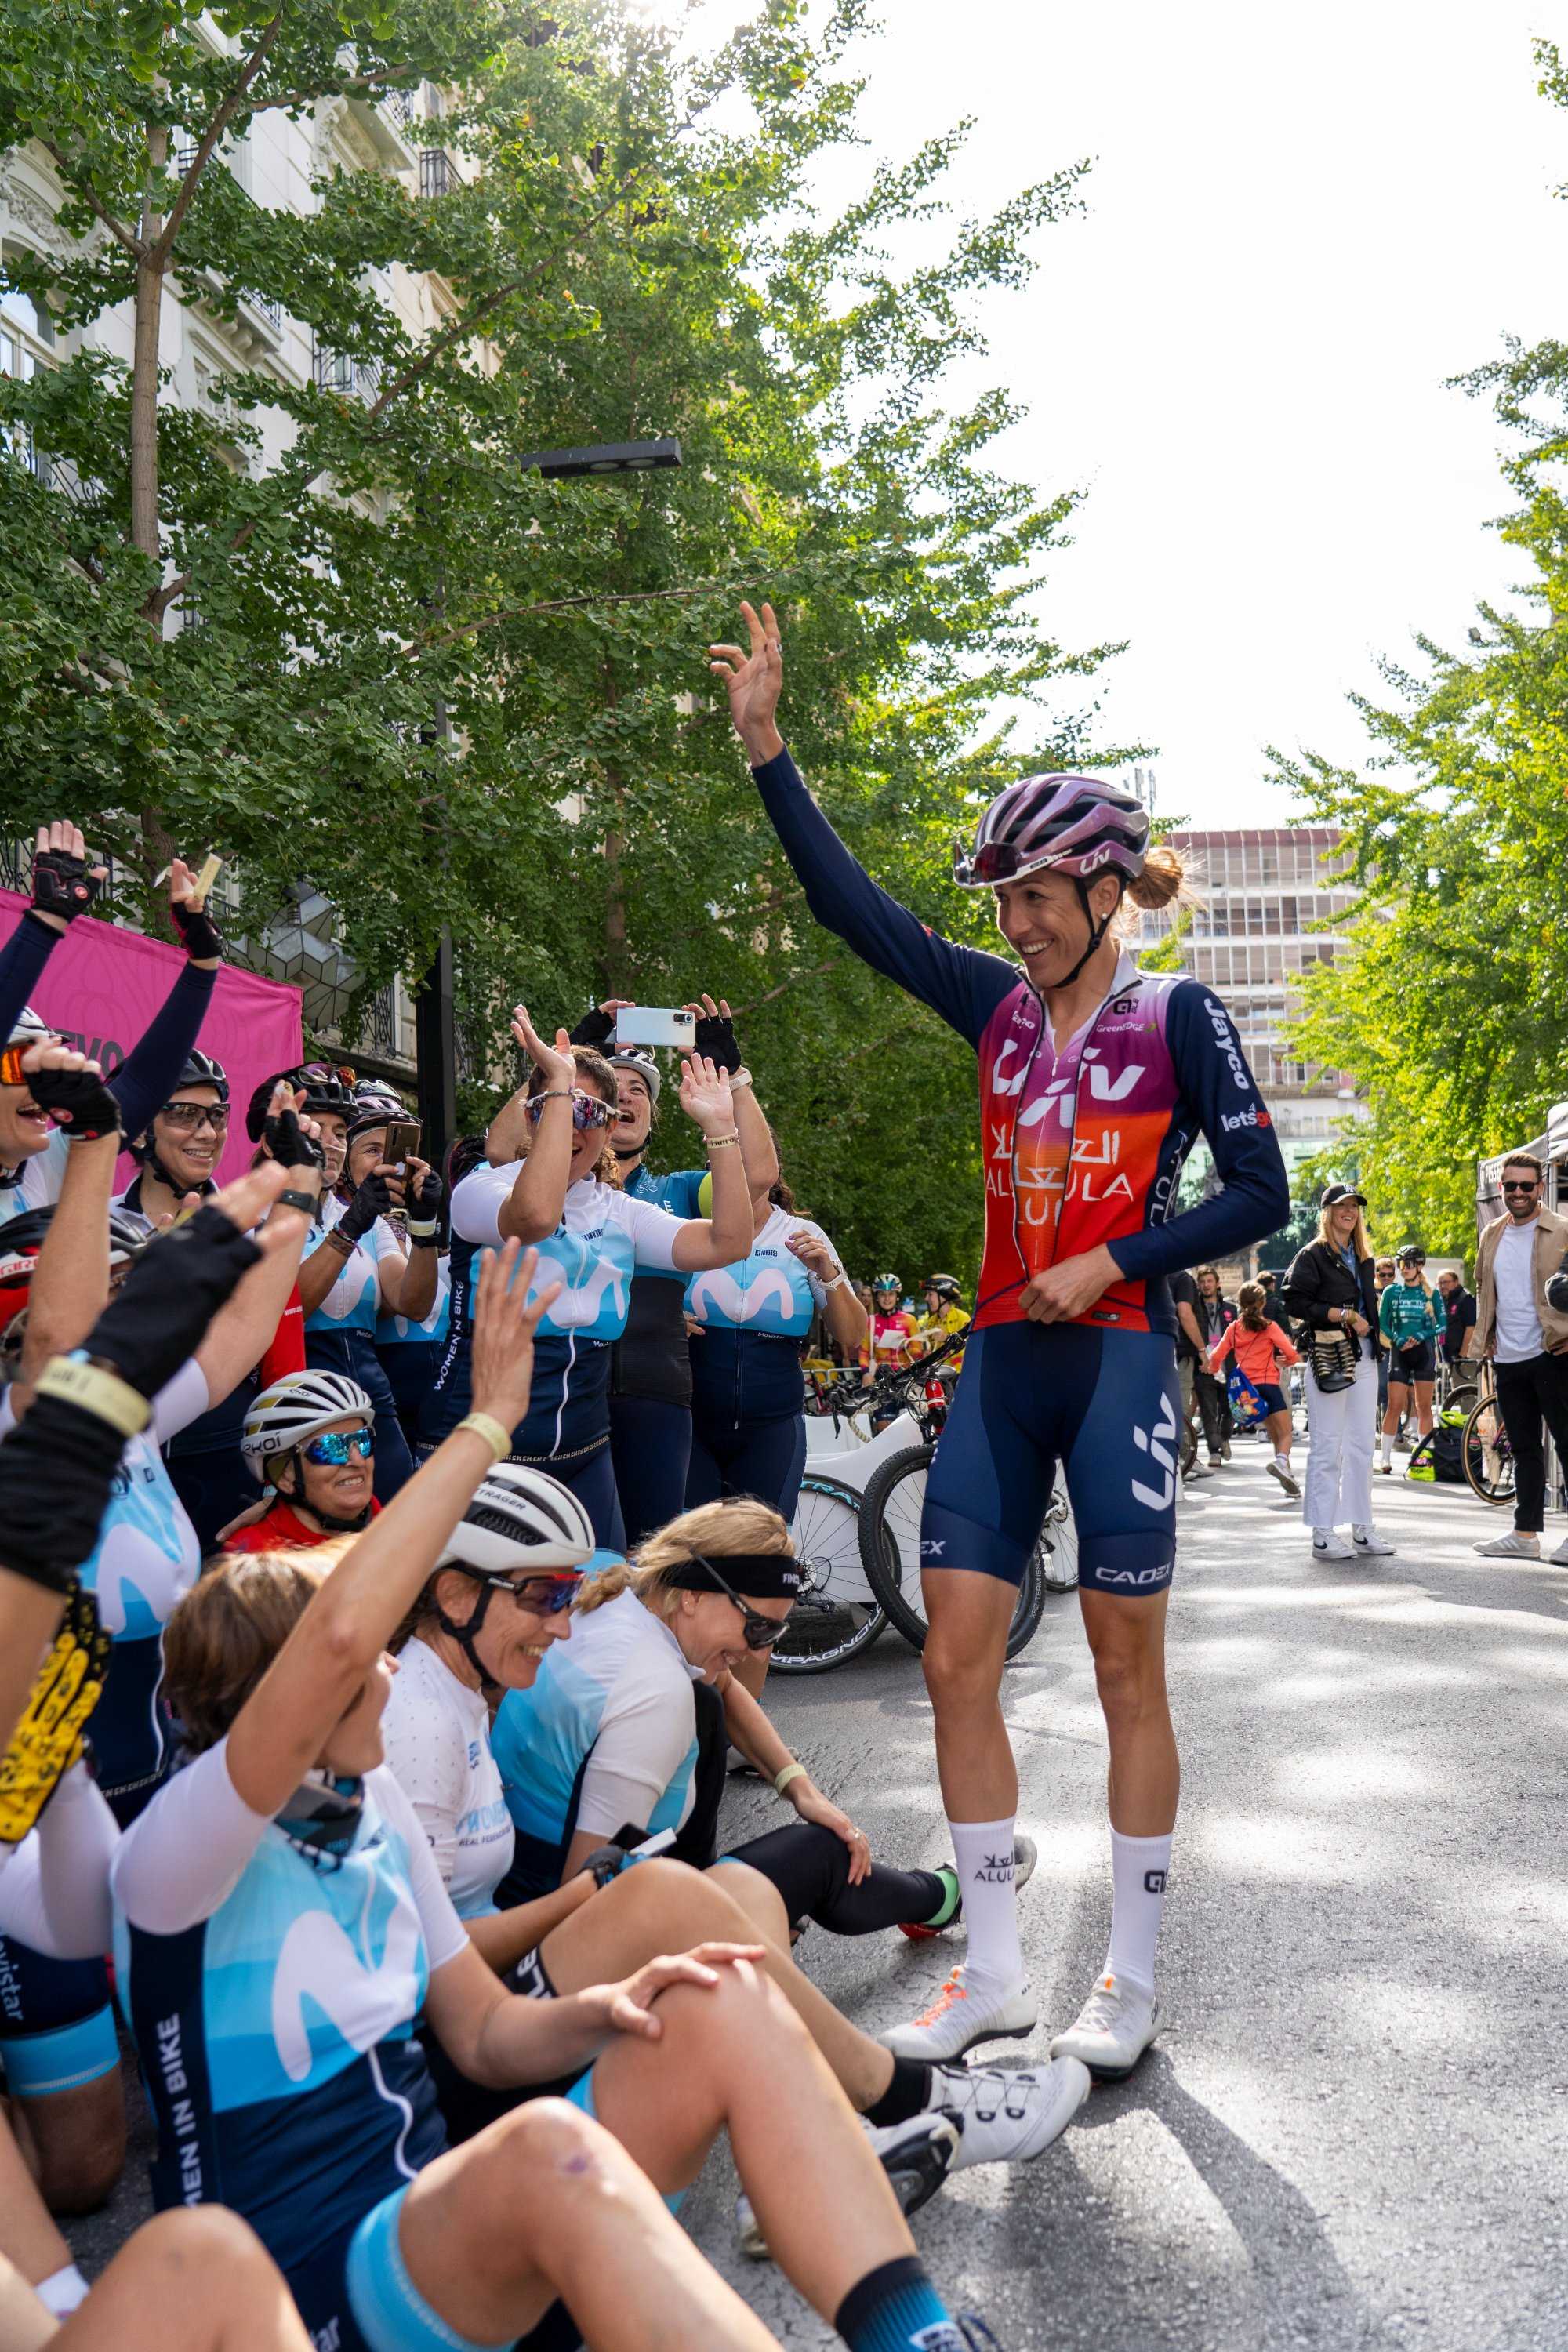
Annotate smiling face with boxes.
[1328,1200,1360,1246]
[146,1084,226,1191]
[316,1112,349,1188]
[277,1414,375,1523]
[347,1126,388,1189]
[429,1567,571,1690]
[611,1069,653,1158]
[0,1062,58,1165]
[566,1077,614,1181]
[993,868,1122,989]
[668,1584,794,1679]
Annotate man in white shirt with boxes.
[1472,1153,1568,1562]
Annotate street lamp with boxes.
[517,437,681,479]
[415,436,684,1175]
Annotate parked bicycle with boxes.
[851,1329,1058,1656]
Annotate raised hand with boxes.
[708,599,784,764]
[167,856,224,964]
[677,1052,736,1138]
[468,1237,562,1437]
[31,822,106,929]
[681,993,741,1073]
[20,1042,121,1142]
[510,1004,577,1091]
[786,1229,840,1283]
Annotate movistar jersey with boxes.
[612,1164,706,1407]
[0,1360,207,1824]
[373,1236,451,1350]
[753,748,1289,1334]
[302,1195,385,1338]
[111,1741,459,2276]
[424,1170,684,1461]
[492,1589,701,1899]
[685,1205,832,1427]
[380,1638,511,1921]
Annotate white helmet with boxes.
[241,1370,373,1479]
[439,1461,596,1573]
[7,1006,53,1051]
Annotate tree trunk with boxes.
[133,123,173,913]
[603,768,628,998]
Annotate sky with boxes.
[676,0,1568,825]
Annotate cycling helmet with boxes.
[346,1085,410,1145]
[1396,1245,1426,1267]
[872,1272,900,1294]
[608,1047,661,1107]
[439,1463,597,1576]
[445,1133,488,1193]
[170,1050,229,1104]
[427,1465,595,1691]
[0,1206,147,1288]
[246,1064,358,1143]
[5,1007,54,1052]
[955,774,1151,988]
[954,775,1149,892]
[925,1273,961,1301]
[241,1370,373,1479]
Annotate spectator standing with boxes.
[1437,1267,1478,1374]
[1377,1247,1445,1472]
[1192,1265,1235,1465]
[1208,1283,1301,1496]
[1167,1267,1210,1482]
[1283,1185,1395,1561]
[1472,1152,1568,1563]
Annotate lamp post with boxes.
[414,437,683,1176]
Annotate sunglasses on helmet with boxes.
[298,1062,357,1088]
[525,1087,612,1131]
[694,1557,789,1652]
[953,838,1049,888]
[303,1428,375,1466]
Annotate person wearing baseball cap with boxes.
[1282,1185,1394,1562]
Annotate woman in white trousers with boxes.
[1282,1186,1397,1562]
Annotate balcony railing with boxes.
[313,342,382,404]
[419,147,456,197]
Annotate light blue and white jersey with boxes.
[622,1163,705,1285]
[302,1192,385,1338]
[380,1638,510,1920]
[0,1131,68,1232]
[684,1205,832,1339]
[452,1168,682,1345]
[0,1359,207,1820]
[491,1588,702,1896]
[111,1742,459,2274]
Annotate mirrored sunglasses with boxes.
[0,1044,49,1086]
[524,1088,612,1132]
[303,1428,375,1465]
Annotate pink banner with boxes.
[0,891,303,1185]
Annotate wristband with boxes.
[728,1068,753,1091]
[323,1226,357,1257]
[706,1133,741,1151]
[774,1760,808,1798]
[822,1272,848,1293]
[456,1412,512,1465]
[534,1089,572,1105]
[408,1219,439,1241]
[35,1355,151,1439]
[277,1187,318,1216]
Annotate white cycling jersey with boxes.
[380,1638,513,1920]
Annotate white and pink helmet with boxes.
[953,775,1149,891]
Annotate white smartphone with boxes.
[615,1007,696,1051]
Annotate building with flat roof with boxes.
[1136,826,1367,1240]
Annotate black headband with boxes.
[662,1552,803,1601]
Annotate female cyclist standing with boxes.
[710,601,1288,2074]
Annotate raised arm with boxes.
[488,1010,578,1247]
[666,1055,752,1271]
[193,1093,321,1409]
[0,825,108,1044]
[223,1242,557,1819]
[682,996,780,1195]
[709,601,1011,1046]
[107,859,222,1140]
[10,1047,124,1397]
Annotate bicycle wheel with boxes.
[1462,1392,1515,1504]
[1443,1383,1479,1424]
[1039,1489,1080,1591]
[857,1443,1046,1658]
[773,1476,887,1673]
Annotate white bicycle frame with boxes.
[791,1406,924,1605]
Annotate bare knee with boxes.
[603,1854,750,1942]
[922,1632,1002,1715]
[652,1955,808,2067]
[467,2100,632,2241]
[1087,1641,1166,1734]
[24,2075,126,2214]
[134,2204,277,2287]
[706,1859,789,1940]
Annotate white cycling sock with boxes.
[1104,1829,1172,1991]
[1380,1431,1394,1466]
[36,2266,89,2319]
[949,1817,1022,1994]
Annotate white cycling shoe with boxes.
[931,2056,1091,2168]
[736,2109,959,2259]
[880,1966,1036,2062]
[1049,1973,1163,2081]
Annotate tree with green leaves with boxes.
[1276,38,1568,1261]
[1,0,1127,1278]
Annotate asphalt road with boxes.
[67,1436,1568,2350]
